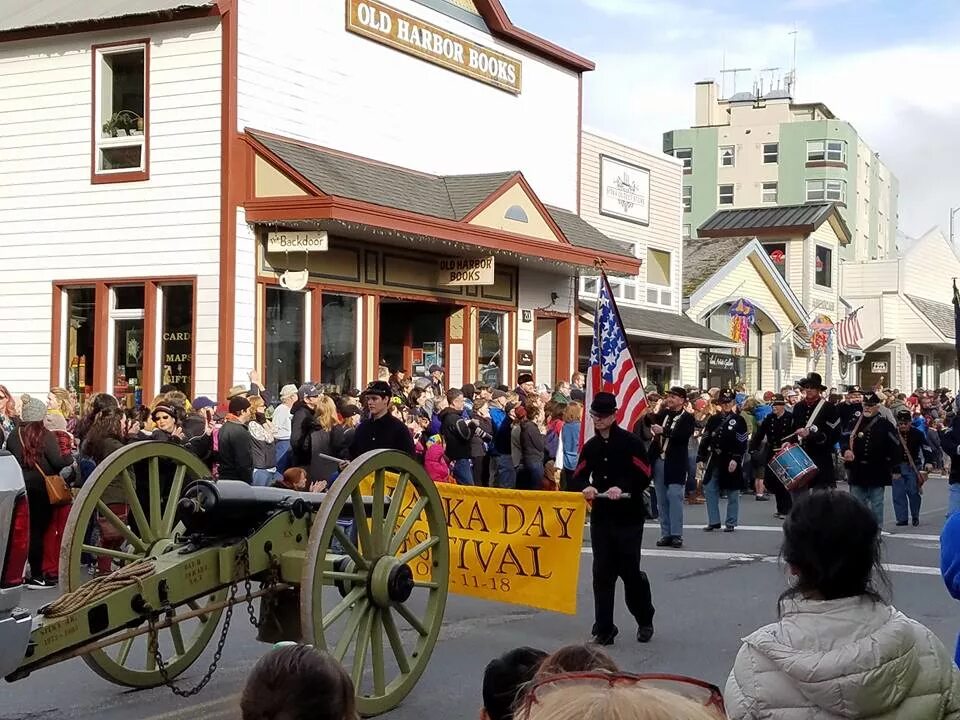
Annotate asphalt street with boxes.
[2,479,957,720]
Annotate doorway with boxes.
[535,318,557,389]
[379,300,451,381]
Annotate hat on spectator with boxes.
[151,403,177,421]
[279,384,298,401]
[43,412,67,433]
[20,397,46,423]
[340,405,361,419]
[517,372,534,385]
[227,384,248,400]
[228,396,251,414]
[192,396,217,411]
[491,389,508,400]
[429,364,443,374]
[298,383,320,399]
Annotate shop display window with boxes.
[478,310,504,386]
[265,287,306,400]
[321,294,358,393]
[161,284,193,393]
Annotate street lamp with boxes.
[951,207,960,247]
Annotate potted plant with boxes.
[102,110,143,137]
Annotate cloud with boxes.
[573,4,960,237]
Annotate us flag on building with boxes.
[835,307,864,351]
[581,273,648,445]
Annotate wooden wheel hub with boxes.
[368,557,414,608]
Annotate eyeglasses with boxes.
[154,413,171,421]
[521,671,725,714]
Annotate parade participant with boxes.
[783,388,799,412]
[843,392,897,525]
[726,491,960,719]
[893,409,929,527]
[240,644,357,720]
[698,388,747,532]
[646,386,694,548]
[788,372,841,491]
[348,381,415,459]
[749,394,794,519]
[572,391,655,645]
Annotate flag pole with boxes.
[953,278,960,381]
[599,270,647,398]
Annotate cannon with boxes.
[4,442,449,717]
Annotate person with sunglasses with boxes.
[726,490,960,719]
[572,391,655,646]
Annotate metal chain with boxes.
[240,537,279,630]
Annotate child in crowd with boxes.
[275,466,326,493]
[240,644,357,720]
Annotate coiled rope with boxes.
[40,559,155,618]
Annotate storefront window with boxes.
[265,287,305,401]
[161,284,193,393]
[321,294,358,393]
[478,310,504,386]
[66,287,96,404]
[706,304,762,389]
[112,286,145,408]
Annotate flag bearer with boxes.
[573,391,655,646]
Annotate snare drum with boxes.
[768,443,818,490]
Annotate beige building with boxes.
[841,227,960,391]
[578,129,733,389]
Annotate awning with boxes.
[578,300,738,349]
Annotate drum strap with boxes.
[848,414,863,453]
[896,431,926,487]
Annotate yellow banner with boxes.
[361,477,585,614]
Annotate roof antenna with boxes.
[787,25,798,96]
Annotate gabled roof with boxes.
[905,295,955,340]
[0,0,217,35]
[699,202,852,245]
[248,130,633,259]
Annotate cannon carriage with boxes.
[5,442,449,717]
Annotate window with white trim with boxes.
[762,182,778,203]
[582,277,598,295]
[763,143,779,163]
[95,43,147,175]
[718,184,734,205]
[719,145,736,167]
[682,224,691,241]
[806,178,846,203]
[673,148,693,172]
[682,185,692,212]
[806,139,846,163]
[815,245,833,288]
[645,248,672,306]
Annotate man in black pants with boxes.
[572,391,655,646]
[750,394,794,519]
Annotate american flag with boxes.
[582,273,648,443]
[835,307,863,350]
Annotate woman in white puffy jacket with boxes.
[725,490,960,719]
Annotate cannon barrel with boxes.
[177,479,387,537]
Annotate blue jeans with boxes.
[685,447,698,496]
[452,458,474,486]
[949,484,960,518]
[850,485,885,525]
[252,468,279,487]
[495,455,516,489]
[274,439,292,473]
[891,464,921,523]
[654,459,684,538]
[704,468,739,528]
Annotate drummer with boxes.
[789,372,841,493]
[749,394,794,519]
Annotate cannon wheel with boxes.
[301,450,449,717]
[59,441,228,687]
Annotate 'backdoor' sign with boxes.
[346,0,522,94]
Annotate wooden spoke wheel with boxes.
[59,441,227,687]
[301,450,449,717]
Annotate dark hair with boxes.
[533,644,618,682]
[81,408,125,463]
[74,392,120,442]
[446,388,463,404]
[779,490,889,612]
[240,645,357,720]
[407,386,426,409]
[482,646,547,720]
[522,401,540,423]
[18,421,50,468]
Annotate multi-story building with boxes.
[577,129,734,391]
[0,0,638,403]
[663,80,898,262]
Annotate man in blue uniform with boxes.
[698,388,748,532]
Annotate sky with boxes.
[505,0,960,240]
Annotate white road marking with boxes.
[671,524,941,542]
[581,547,942,576]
